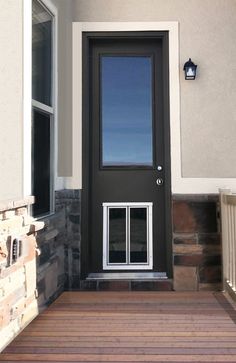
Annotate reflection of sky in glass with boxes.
[101,56,153,166]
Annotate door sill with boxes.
[87,272,167,280]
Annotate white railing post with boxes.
[232,202,236,291]
[219,188,236,300]
[219,189,230,289]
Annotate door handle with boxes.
[156,178,164,186]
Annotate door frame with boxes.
[81,30,172,279]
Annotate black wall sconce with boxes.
[183,58,197,80]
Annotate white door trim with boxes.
[70,21,181,193]
[71,21,236,194]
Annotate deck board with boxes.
[1,291,236,362]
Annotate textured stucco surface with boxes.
[72,0,236,178]
[0,0,74,203]
[0,0,236,202]
[50,0,74,177]
[0,0,23,199]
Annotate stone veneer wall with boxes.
[173,194,222,291]
[35,207,65,310]
[0,197,44,351]
[35,190,81,308]
[55,190,81,290]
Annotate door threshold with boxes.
[87,272,167,280]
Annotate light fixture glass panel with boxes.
[186,67,195,77]
[101,56,153,167]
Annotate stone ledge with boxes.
[172,194,219,202]
[0,196,35,213]
[199,283,222,291]
[79,279,173,291]
[55,189,80,200]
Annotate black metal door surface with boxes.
[82,32,171,276]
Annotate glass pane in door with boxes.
[101,56,153,166]
[130,208,147,263]
[109,208,126,263]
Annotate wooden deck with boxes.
[1,291,236,362]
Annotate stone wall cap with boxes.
[0,196,35,212]
[172,194,219,202]
[29,221,45,234]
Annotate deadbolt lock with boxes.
[156,178,164,186]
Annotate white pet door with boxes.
[103,202,153,270]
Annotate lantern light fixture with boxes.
[183,58,197,80]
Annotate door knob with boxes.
[156,178,164,186]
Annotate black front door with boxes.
[82,32,171,277]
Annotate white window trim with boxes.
[70,22,181,191]
[39,0,63,193]
[102,202,153,271]
[23,0,63,205]
[71,21,236,194]
[32,99,54,115]
[32,0,56,216]
[23,0,32,197]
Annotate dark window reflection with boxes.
[32,109,51,216]
[130,208,147,263]
[32,0,52,106]
[109,208,126,263]
[101,56,153,166]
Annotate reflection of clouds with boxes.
[103,132,153,165]
[102,55,153,166]
[102,56,152,93]
[104,128,151,133]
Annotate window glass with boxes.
[32,109,51,217]
[32,0,52,106]
[101,56,153,167]
[32,0,54,217]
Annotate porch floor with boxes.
[1,291,236,362]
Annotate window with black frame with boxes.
[32,0,54,217]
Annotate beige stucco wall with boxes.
[0,0,235,201]
[50,0,73,177]
[0,0,23,200]
[72,0,236,178]
[0,0,73,203]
